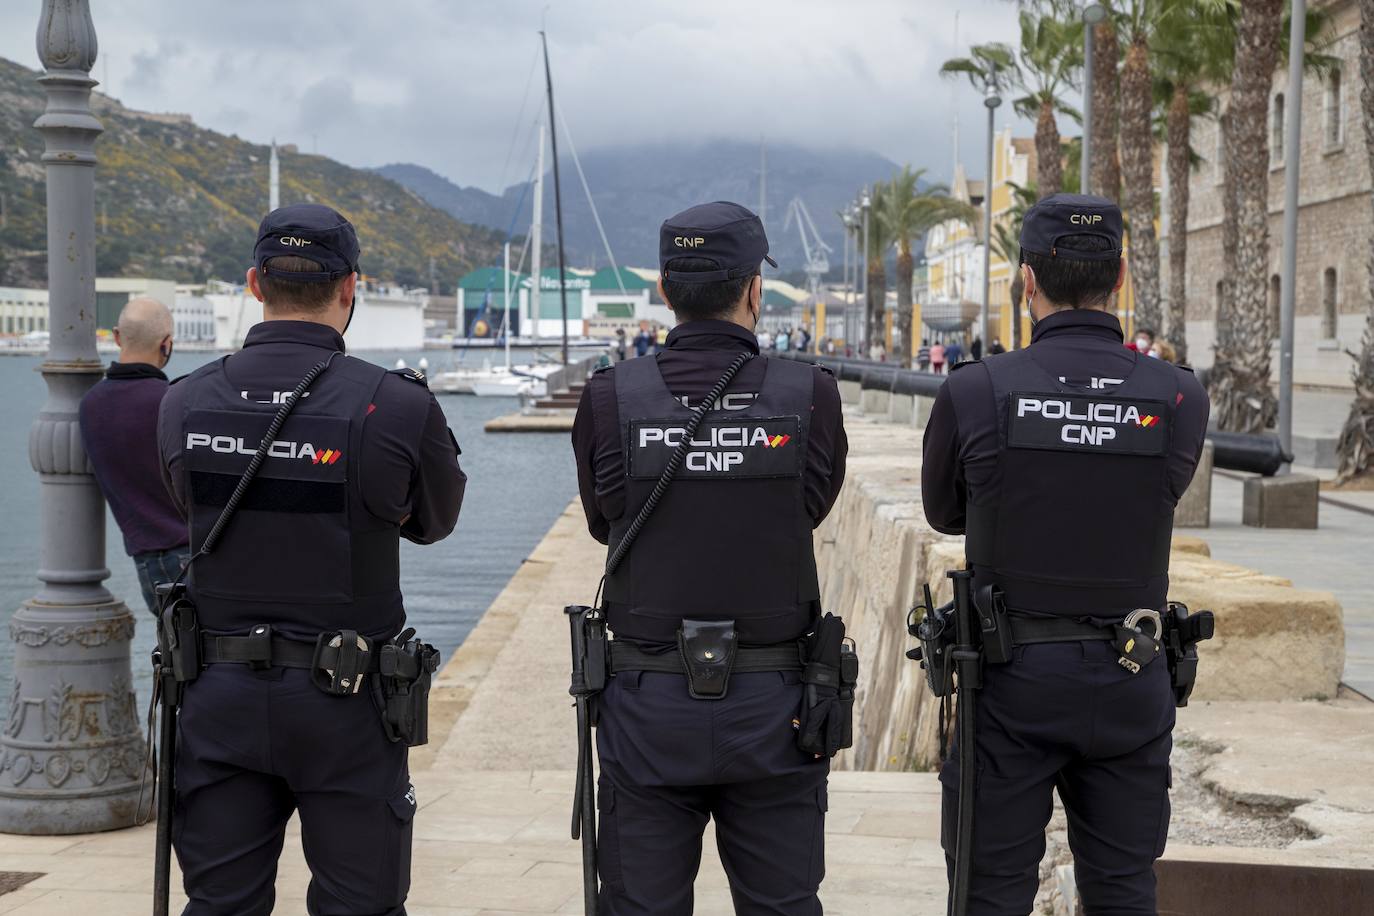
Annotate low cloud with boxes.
[2,0,1049,193]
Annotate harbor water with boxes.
[0,347,580,721]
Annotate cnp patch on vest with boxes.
[628,416,803,479]
[1007,392,1169,455]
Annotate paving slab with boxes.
[1190,471,1374,697]
[0,769,946,916]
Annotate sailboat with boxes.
[432,30,610,397]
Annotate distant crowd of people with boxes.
[611,321,1182,370]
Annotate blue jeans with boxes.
[133,546,190,615]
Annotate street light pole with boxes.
[835,212,846,351]
[1081,4,1107,196]
[860,191,871,353]
[982,79,1002,351]
[1277,0,1307,471]
[1,0,145,835]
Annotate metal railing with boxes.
[777,351,1290,477]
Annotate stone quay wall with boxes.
[821,411,1346,773]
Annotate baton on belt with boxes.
[949,568,981,916]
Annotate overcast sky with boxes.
[2,0,1055,194]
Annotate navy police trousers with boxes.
[595,669,830,915]
[173,664,414,916]
[941,640,1175,916]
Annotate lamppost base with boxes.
[0,597,147,836]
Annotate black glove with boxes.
[796,613,856,758]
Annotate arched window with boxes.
[1325,69,1343,147]
[1322,268,1338,339]
[1272,93,1285,164]
[1269,274,1282,336]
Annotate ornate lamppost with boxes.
[0,0,145,834]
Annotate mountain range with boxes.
[376,141,907,280]
[0,56,505,292]
[0,51,910,294]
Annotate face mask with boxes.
[343,295,356,336]
[1136,338,1150,351]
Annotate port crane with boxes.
[782,197,832,299]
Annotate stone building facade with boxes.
[1162,0,1368,389]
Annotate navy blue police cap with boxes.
[254,204,360,282]
[660,201,778,283]
[1019,193,1123,262]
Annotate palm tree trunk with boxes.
[867,257,887,355]
[1121,31,1162,336]
[894,242,914,367]
[1336,0,1374,481]
[1035,99,1063,199]
[1091,19,1122,202]
[1210,0,1282,433]
[1166,84,1192,364]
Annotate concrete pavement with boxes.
[0,768,946,916]
[1184,470,1374,697]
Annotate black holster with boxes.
[908,584,956,698]
[1161,601,1215,707]
[796,612,857,758]
[376,628,441,747]
[155,582,201,687]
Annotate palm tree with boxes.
[864,182,892,355]
[1014,9,1085,197]
[1151,0,1235,365]
[989,181,1040,351]
[1118,1,1182,338]
[1211,1,1337,431]
[1209,0,1283,433]
[879,168,980,367]
[942,11,1082,201]
[1336,0,1374,483]
[1092,9,1124,202]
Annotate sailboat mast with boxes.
[503,240,512,371]
[530,122,544,345]
[269,140,280,211]
[540,30,570,366]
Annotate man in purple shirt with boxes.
[79,297,189,614]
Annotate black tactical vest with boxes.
[604,355,821,645]
[175,354,402,640]
[955,349,1180,618]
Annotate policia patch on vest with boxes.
[1007,392,1170,456]
[184,409,350,512]
[628,416,803,479]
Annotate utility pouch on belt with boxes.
[677,619,738,700]
[376,628,441,747]
[975,584,1013,665]
[156,582,202,684]
[797,612,856,758]
[907,584,955,698]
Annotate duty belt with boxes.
[200,626,382,675]
[609,640,803,675]
[1008,616,1116,646]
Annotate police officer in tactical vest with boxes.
[156,204,466,914]
[571,201,850,914]
[920,194,1211,915]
